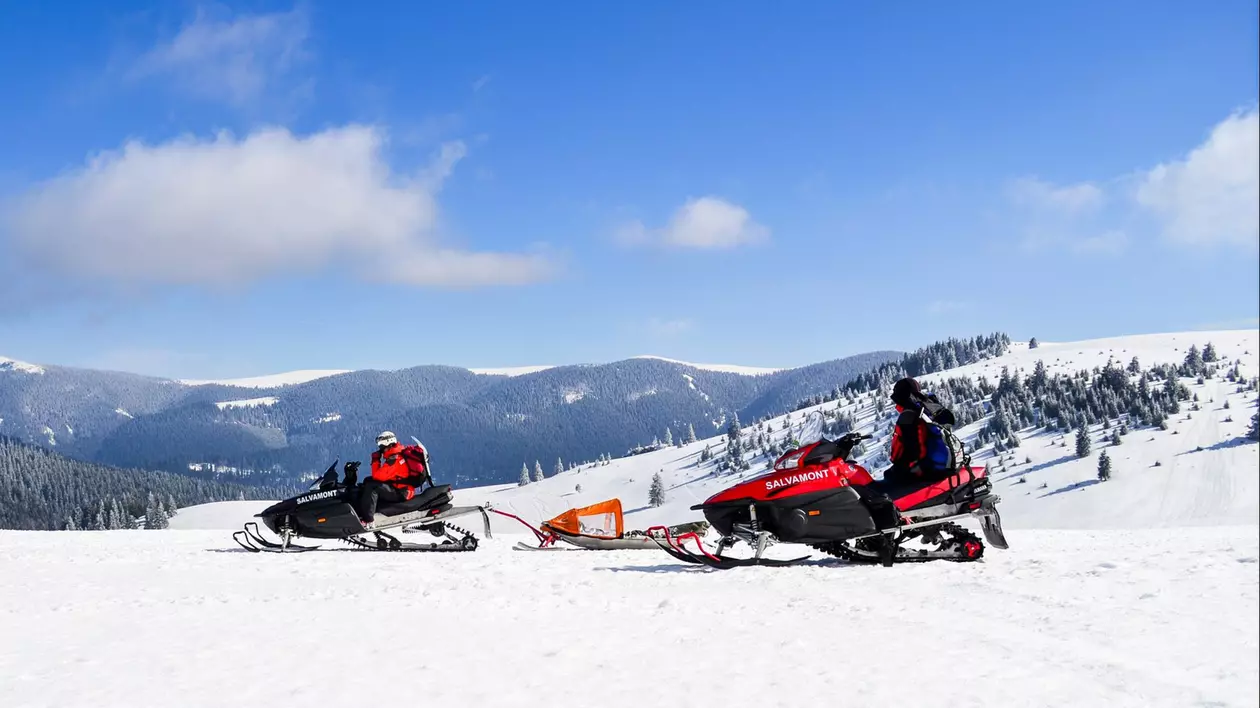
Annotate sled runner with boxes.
[232,461,493,553]
[651,432,1009,569]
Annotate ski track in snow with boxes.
[0,527,1255,708]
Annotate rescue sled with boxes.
[500,499,707,551]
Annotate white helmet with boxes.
[375,431,398,448]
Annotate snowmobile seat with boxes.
[377,484,454,517]
[891,467,986,511]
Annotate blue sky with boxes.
[0,1,1256,378]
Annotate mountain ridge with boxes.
[0,347,908,486]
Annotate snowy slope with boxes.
[166,500,273,530]
[178,369,351,388]
[450,329,1259,535]
[0,355,46,375]
[0,527,1255,708]
[630,354,782,375]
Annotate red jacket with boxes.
[370,443,429,499]
[889,406,928,474]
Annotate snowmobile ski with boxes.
[233,521,321,553]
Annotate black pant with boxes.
[357,479,407,522]
[856,484,900,530]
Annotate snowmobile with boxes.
[232,460,493,553]
[649,431,1008,569]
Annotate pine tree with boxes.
[555,458,564,476]
[1184,345,1203,374]
[1075,426,1091,458]
[575,483,583,493]
[685,423,697,444]
[1203,342,1218,362]
[92,500,106,530]
[1028,337,1039,349]
[1111,430,1122,446]
[1128,356,1141,374]
[1249,413,1260,442]
[65,516,79,531]
[533,461,545,482]
[519,464,530,486]
[700,444,712,462]
[648,472,666,507]
[1097,450,1112,481]
[663,427,673,446]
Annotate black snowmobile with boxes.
[233,460,493,553]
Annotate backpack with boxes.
[918,394,966,473]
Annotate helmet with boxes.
[375,430,398,448]
[890,377,922,409]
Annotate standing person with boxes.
[357,431,432,525]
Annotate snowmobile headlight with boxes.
[774,449,805,470]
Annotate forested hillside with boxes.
[0,436,294,530]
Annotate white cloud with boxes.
[1,125,554,290]
[129,7,310,107]
[472,74,492,92]
[1006,175,1123,256]
[617,196,770,249]
[1135,107,1259,248]
[1008,176,1104,213]
[646,318,694,336]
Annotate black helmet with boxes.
[890,377,922,409]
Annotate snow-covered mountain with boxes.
[173,329,1260,535]
[450,329,1259,533]
[0,348,903,485]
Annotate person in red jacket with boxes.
[357,431,432,525]
[885,377,955,492]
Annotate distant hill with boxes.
[0,349,906,486]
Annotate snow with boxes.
[214,396,279,410]
[0,526,1254,707]
[468,364,556,376]
[179,369,350,388]
[631,354,781,375]
[166,500,273,530]
[315,412,342,423]
[0,355,45,375]
[114,407,134,419]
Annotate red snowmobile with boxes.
[650,431,1008,568]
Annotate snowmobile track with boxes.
[810,522,986,564]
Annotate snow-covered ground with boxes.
[0,526,1255,708]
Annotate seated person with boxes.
[883,377,955,495]
[357,431,432,525]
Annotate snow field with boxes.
[0,526,1255,708]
